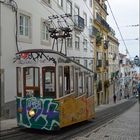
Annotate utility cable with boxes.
[106,0,131,59]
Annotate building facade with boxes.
[0,0,94,118]
[93,0,110,105]
[108,28,119,103]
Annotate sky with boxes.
[107,0,139,60]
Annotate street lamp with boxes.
[134,55,140,66]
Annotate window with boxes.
[84,60,88,67]
[19,13,30,37]
[75,72,78,97]
[67,37,72,48]
[75,36,80,49]
[78,72,83,95]
[58,66,63,97]
[90,0,92,8]
[23,67,40,97]
[17,67,22,97]
[42,67,56,98]
[70,66,74,92]
[83,13,87,26]
[87,76,93,97]
[74,6,79,16]
[83,39,88,50]
[66,0,72,15]
[64,66,70,94]
[57,0,63,7]
[42,0,51,5]
[42,22,49,41]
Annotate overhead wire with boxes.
[106,0,131,59]
[40,0,95,60]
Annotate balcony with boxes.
[104,40,109,49]
[74,15,84,31]
[96,60,102,67]
[95,13,110,31]
[89,26,99,37]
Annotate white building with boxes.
[0,0,94,118]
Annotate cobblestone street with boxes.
[72,102,139,140]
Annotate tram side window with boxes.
[75,72,78,97]
[24,67,40,97]
[43,67,56,98]
[87,76,93,97]
[70,66,74,92]
[78,72,83,96]
[58,66,63,97]
[17,67,22,97]
[64,66,70,94]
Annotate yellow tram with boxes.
[14,49,95,130]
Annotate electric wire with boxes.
[106,0,131,59]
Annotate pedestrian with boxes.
[120,89,122,100]
[113,94,116,103]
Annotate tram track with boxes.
[0,98,137,140]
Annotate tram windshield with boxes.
[23,67,40,97]
[42,67,56,98]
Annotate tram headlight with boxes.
[28,109,36,117]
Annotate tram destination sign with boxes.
[13,52,56,64]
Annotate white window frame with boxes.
[41,19,51,46]
[67,37,72,48]
[83,38,88,50]
[89,0,92,8]
[84,59,88,67]
[75,35,80,49]
[57,0,63,7]
[18,10,32,43]
[66,0,72,15]
[83,12,87,26]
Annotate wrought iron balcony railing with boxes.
[89,26,99,37]
[74,15,84,31]
[95,13,110,31]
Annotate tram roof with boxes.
[16,49,94,73]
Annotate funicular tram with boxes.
[14,49,95,131]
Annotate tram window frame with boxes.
[42,66,56,98]
[16,67,22,97]
[23,67,40,97]
[58,66,63,97]
[64,66,70,95]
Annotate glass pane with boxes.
[44,72,55,92]
[75,72,78,97]
[64,66,70,94]
[59,66,63,97]
[17,68,22,96]
[26,68,33,86]
[78,72,83,95]
[25,27,28,36]
[35,68,39,87]
[20,26,23,35]
[70,66,74,92]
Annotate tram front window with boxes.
[43,67,56,98]
[23,67,40,97]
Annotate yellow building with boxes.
[93,0,110,105]
[108,28,119,103]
